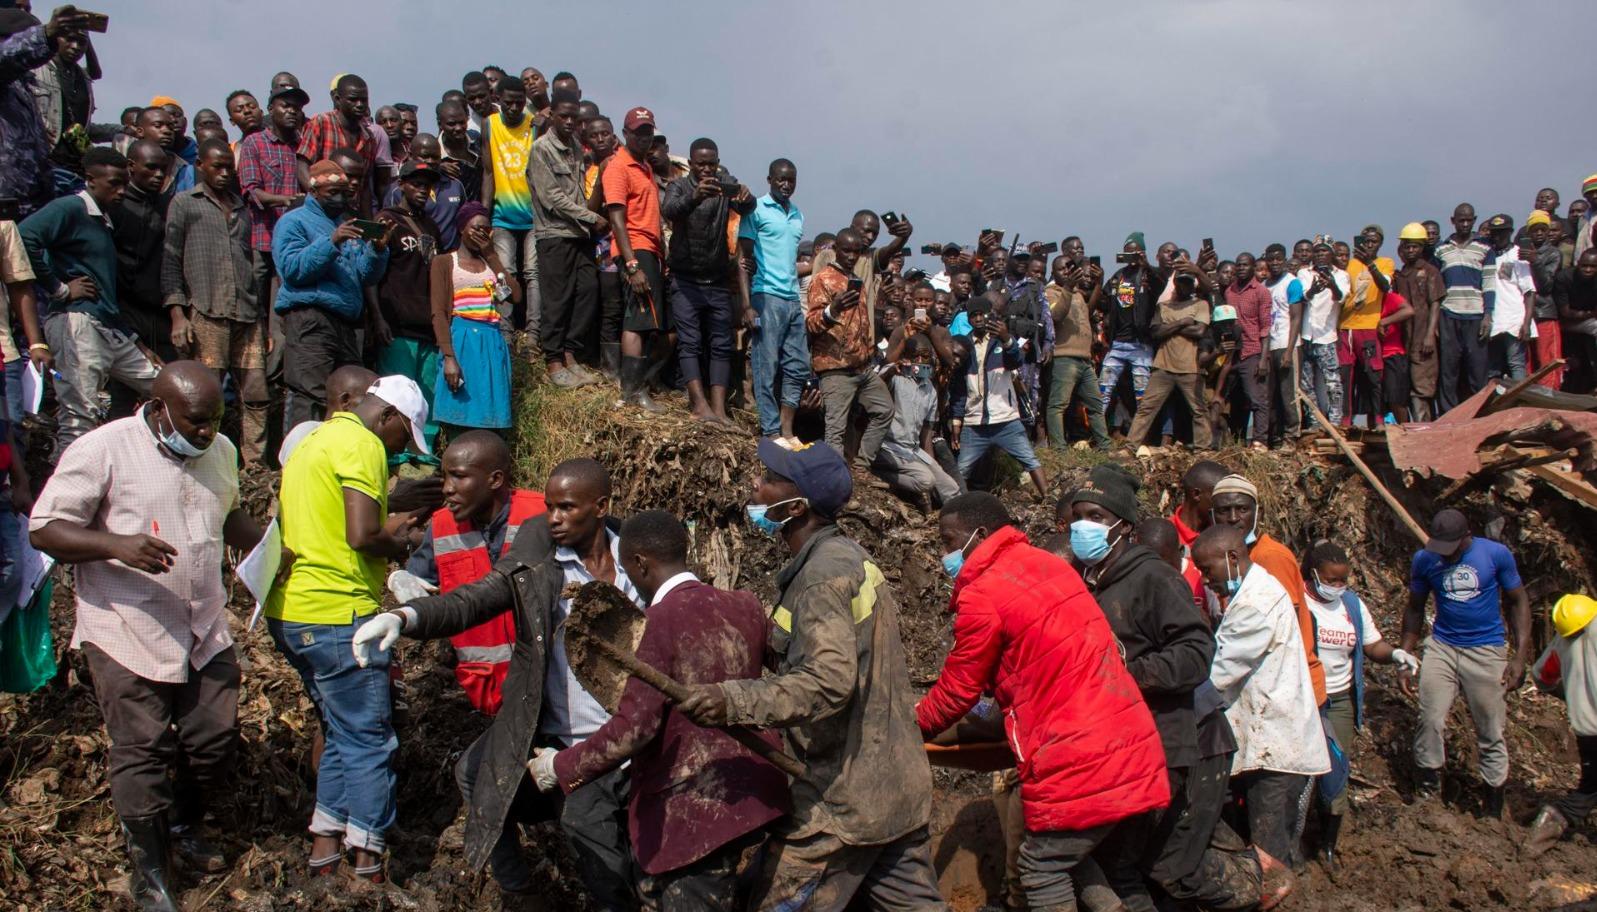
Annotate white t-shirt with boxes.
[1266,273,1304,352]
[1485,250,1538,338]
[1305,588,1384,695]
[1297,267,1350,345]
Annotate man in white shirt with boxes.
[1296,240,1349,427]
[1481,214,1538,382]
[1192,523,1328,908]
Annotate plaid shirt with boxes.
[162,187,258,322]
[29,412,241,683]
[237,128,298,251]
[296,111,375,172]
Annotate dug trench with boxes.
[4,378,1597,911]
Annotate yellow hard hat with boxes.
[1398,222,1428,241]
[1553,594,1597,639]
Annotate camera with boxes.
[881,211,900,227]
[1115,252,1139,264]
[1088,255,1101,267]
[920,244,945,255]
[1035,241,1059,255]
[846,277,864,292]
[718,177,740,196]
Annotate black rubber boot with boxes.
[1413,767,1441,801]
[1318,813,1343,879]
[599,342,622,380]
[1483,784,1506,819]
[619,355,662,413]
[122,814,180,912]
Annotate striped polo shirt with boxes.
[1434,237,1489,317]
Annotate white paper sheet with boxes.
[236,518,281,630]
[14,532,54,608]
[20,361,45,415]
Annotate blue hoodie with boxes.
[272,195,388,321]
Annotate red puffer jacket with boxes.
[917,526,1170,832]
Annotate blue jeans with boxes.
[269,617,397,853]
[750,293,810,436]
[1487,333,1527,381]
[1099,340,1152,415]
[1299,341,1343,426]
[957,420,1042,477]
[0,506,20,628]
[4,357,24,425]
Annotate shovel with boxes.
[562,580,804,778]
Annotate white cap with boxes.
[366,376,431,455]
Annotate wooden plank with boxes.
[1480,360,1567,415]
[1519,463,1597,511]
[1297,390,1428,542]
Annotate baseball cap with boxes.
[756,438,852,518]
[941,242,962,255]
[623,106,656,132]
[367,376,432,455]
[398,159,441,182]
[1483,214,1513,233]
[1424,508,1470,556]
[269,84,310,107]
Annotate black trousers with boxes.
[536,235,600,362]
[669,277,734,387]
[642,831,761,912]
[281,307,361,432]
[85,643,240,822]
[598,271,625,350]
[1437,312,1487,414]
[455,732,639,910]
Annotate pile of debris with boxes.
[4,383,1597,911]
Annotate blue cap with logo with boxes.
[756,438,852,518]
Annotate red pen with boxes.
[152,520,160,536]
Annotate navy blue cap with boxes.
[756,438,852,517]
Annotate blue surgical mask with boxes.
[941,529,979,579]
[1069,519,1117,565]
[155,401,210,459]
[1210,507,1260,545]
[746,497,804,536]
[913,364,932,384]
[1225,553,1243,596]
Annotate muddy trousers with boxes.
[1554,736,1597,823]
[84,643,240,822]
[1098,757,1261,912]
[1017,824,1115,912]
[1230,771,1309,870]
[456,733,639,911]
[747,826,946,911]
[640,831,763,912]
[1415,639,1508,787]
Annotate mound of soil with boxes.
[4,394,1596,911]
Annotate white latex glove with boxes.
[527,748,559,792]
[388,569,438,604]
[353,612,404,668]
[1391,648,1421,676]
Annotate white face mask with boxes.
[1313,570,1348,603]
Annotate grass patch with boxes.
[507,354,618,489]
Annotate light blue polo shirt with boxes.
[738,193,804,301]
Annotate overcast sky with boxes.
[98,0,1595,269]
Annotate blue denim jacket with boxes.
[272,196,389,321]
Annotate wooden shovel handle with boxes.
[583,635,805,778]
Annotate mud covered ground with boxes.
[4,384,1597,910]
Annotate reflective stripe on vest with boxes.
[433,489,547,715]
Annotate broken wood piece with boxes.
[1517,463,1597,511]
[1298,390,1428,542]
[1480,360,1567,416]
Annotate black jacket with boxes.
[403,514,620,871]
[1085,543,1213,769]
[110,185,169,314]
[1102,265,1158,345]
[660,169,754,283]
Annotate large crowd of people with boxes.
[4,7,1597,912]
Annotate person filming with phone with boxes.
[272,158,392,434]
[805,226,895,475]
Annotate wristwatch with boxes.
[623,259,641,276]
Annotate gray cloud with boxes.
[98,0,1594,267]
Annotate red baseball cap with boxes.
[623,106,656,132]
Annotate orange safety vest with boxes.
[432,489,547,715]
